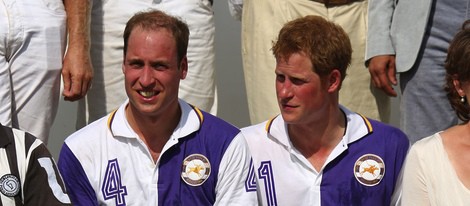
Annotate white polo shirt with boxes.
[242,106,409,206]
[59,99,256,205]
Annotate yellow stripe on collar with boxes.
[358,113,373,133]
[190,105,204,124]
[107,109,118,136]
[264,115,278,133]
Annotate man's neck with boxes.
[125,104,181,162]
[288,108,346,171]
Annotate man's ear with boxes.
[327,69,341,93]
[179,56,188,80]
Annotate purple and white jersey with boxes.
[58,99,256,206]
[242,106,409,206]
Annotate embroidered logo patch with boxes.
[181,154,211,186]
[0,174,20,197]
[354,154,385,186]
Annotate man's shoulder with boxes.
[58,115,118,177]
[359,118,410,150]
[368,119,407,139]
[240,119,279,154]
[240,120,270,140]
[241,120,267,132]
[198,110,240,134]
[64,115,109,146]
[1,125,39,147]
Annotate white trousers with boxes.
[0,0,66,143]
[77,0,217,128]
[241,0,390,124]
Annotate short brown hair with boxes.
[272,15,352,83]
[123,9,189,63]
[445,20,470,122]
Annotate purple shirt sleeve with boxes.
[58,143,99,206]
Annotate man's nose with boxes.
[139,66,155,86]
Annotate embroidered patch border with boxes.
[181,154,211,186]
[353,154,385,186]
[0,174,20,197]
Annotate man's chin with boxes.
[280,113,299,124]
[129,103,160,115]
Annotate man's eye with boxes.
[128,61,144,68]
[276,74,285,82]
[291,78,305,85]
[151,63,168,70]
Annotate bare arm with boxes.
[62,0,93,101]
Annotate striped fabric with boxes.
[0,124,71,206]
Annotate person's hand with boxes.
[368,55,397,97]
[61,47,93,101]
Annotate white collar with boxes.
[265,105,373,150]
[107,99,204,141]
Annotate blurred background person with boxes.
[230,0,390,125]
[0,0,92,144]
[367,0,466,142]
[401,20,470,205]
[0,123,71,205]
